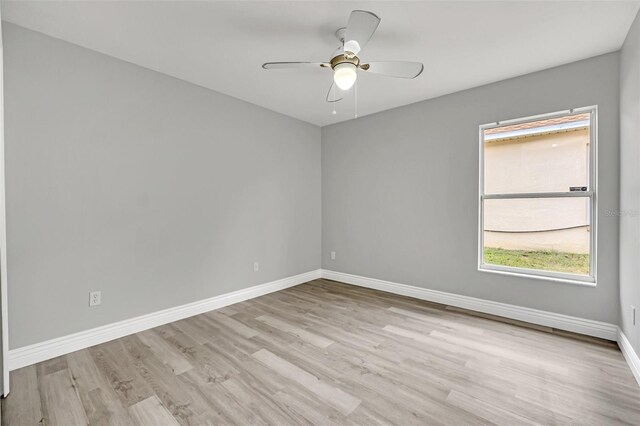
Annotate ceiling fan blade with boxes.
[344,10,380,55]
[360,61,424,79]
[262,62,330,70]
[326,82,343,103]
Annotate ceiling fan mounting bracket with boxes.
[335,27,346,43]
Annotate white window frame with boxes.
[478,106,598,286]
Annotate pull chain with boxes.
[354,79,358,119]
[332,83,337,115]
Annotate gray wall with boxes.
[2,21,629,350]
[322,53,620,324]
[3,23,321,349]
[620,11,640,353]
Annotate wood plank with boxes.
[256,314,334,348]
[206,311,260,339]
[67,349,135,426]
[136,330,194,375]
[446,389,538,426]
[252,348,361,416]
[89,340,154,407]
[1,366,43,426]
[40,369,90,425]
[122,335,216,426]
[129,396,180,426]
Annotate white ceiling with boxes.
[2,1,639,127]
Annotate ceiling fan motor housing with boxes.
[330,54,360,70]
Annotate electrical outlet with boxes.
[632,306,636,326]
[330,251,336,260]
[254,261,259,272]
[89,291,101,307]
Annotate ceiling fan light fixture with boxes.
[333,63,357,90]
[262,10,424,107]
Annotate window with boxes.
[479,107,597,285]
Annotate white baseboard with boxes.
[321,269,618,341]
[8,269,322,371]
[618,328,640,386]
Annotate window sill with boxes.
[478,264,596,287]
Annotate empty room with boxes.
[0,0,639,424]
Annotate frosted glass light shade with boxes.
[333,63,357,90]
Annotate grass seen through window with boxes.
[483,247,589,275]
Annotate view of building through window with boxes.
[480,110,594,279]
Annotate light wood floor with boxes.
[3,279,640,425]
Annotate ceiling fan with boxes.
[262,10,424,103]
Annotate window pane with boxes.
[484,113,590,194]
[483,197,590,275]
